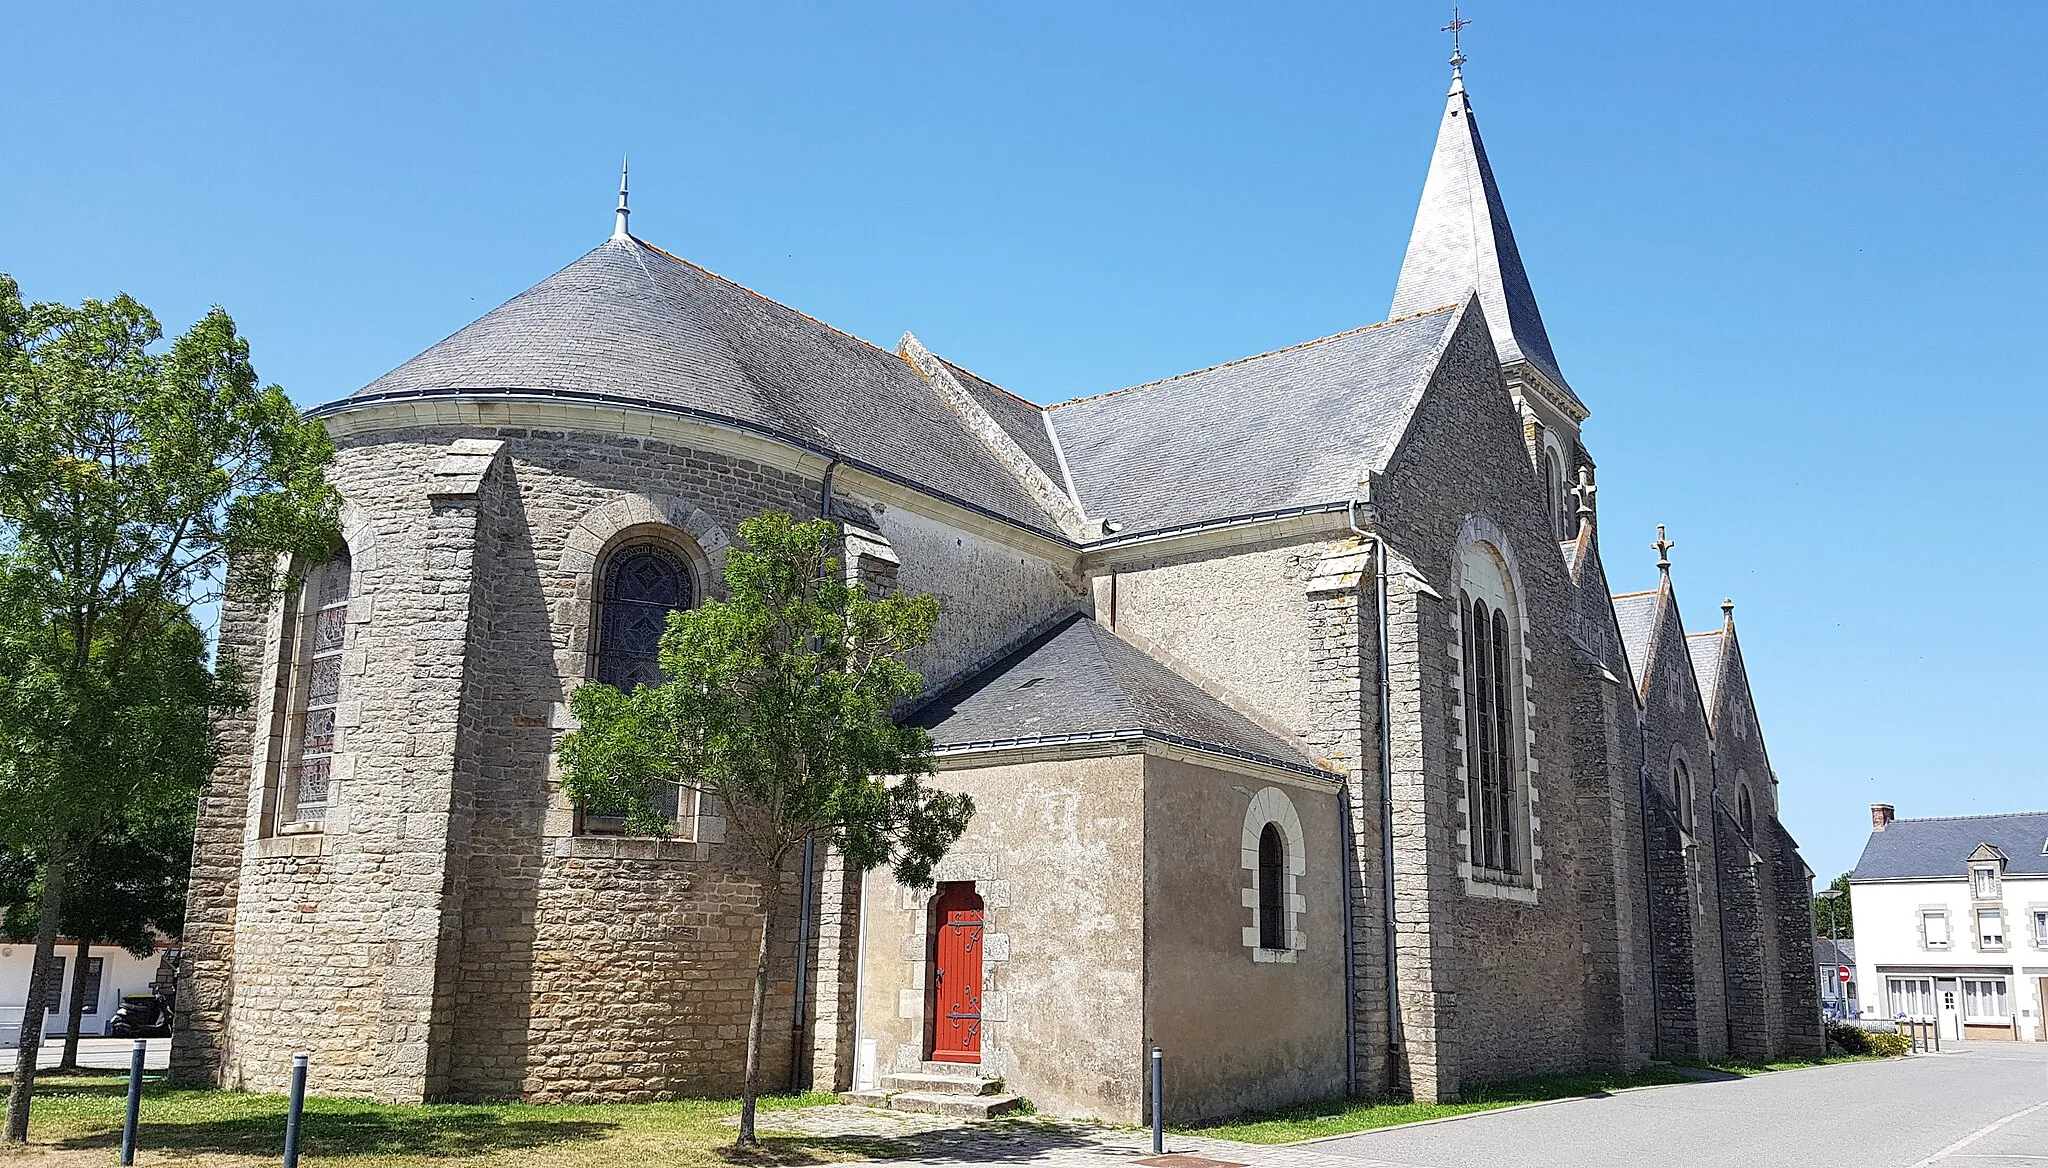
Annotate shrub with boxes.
[1866,1030,1912,1057]
[1826,1023,1870,1054]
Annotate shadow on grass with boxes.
[725,1118,1105,1166]
[55,1106,618,1159]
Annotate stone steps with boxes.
[837,1088,1022,1120]
[839,1070,1021,1119]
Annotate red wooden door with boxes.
[930,883,984,1063]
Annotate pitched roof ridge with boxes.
[1686,629,1723,639]
[1890,810,2048,825]
[1046,304,1461,411]
[1611,588,1658,600]
[630,237,904,363]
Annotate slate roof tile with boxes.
[1044,309,1460,538]
[1852,811,2048,881]
[338,238,1066,538]
[912,613,1326,776]
[1611,590,1659,691]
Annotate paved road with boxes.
[1312,1043,2048,1168]
[0,1036,170,1071]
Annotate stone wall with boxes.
[857,753,1150,1122]
[1371,305,1600,1098]
[1142,755,1348,1122]
[195,415,1082,1103]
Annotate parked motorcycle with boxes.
[106,992,172,1038]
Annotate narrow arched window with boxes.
[284,547,351,825]
[1258,823,1287,950]
[1671,760,1693,833]
[1490,606,1515,872]
[1738,785,1755,838]
[1544,451,1564,540]
[595,544,693,691]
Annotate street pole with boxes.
[283,1052,308,1168]
[1150,1046,1163,1155]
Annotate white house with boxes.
[0,939,171,1049]
[1850,804,2048,1041]
[1816,938,1858,1018]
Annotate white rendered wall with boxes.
[0,941,167,1045]
[1851,876,2046,1039]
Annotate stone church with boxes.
[173,61,1822,1121]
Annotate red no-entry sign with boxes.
[1838,965,1852,983]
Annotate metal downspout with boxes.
[1336,785,1359,1093]
[1349,492,1401,1087]
[787,458,839,1088]
[1638,716,1661,1057]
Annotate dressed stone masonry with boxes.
[175,59,1822,1120]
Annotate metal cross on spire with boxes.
[1443,7,1472,73]
[1653,525,1675,572]
[1570,466,1597,519]
[612,156,631,240]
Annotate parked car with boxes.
[106,993,172,1038]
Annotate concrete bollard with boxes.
[283,1052,309,1168]
[120,1038,145,1166]
[1150,1046,1164,1154]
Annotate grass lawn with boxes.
[8,1075,911,1167]
[1179,1053,1884,1144]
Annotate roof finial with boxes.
[1570,465,1597,522]
[1721,597,1735,622]
[1653,524,1675,574]
[612,156,631,240]
[1442,7,1472,91]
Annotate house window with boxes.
[1670,760,1694,835]
[1923,909,1950,949]
[1737,784,1755,838]
[42,955,65,1013]
[594,543,694,691]
[1972,867,2000,900]
[1258,823,1287,950]
[1977,907,2005,949]
[2033,908,2048,946]
[77,957,102,1014]
[1888,976,1933,1017]
[1961,977,2010,1021]
[283,547,351,825]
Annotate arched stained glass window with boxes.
[596,544,693,691]
[1738,784,1755,838]
[1258,823,1287,950]
[1544,451,1564,540]
[1462,590,1519,875]
[286,547,351,824]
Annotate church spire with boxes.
[612,157,631,240]
[1388,32,1565,389]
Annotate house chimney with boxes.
[1871,803,1895,832]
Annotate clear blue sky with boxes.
[5,2,2042,881]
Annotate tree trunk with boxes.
[4,847,69,1143]
[59,939,93,1072]
[735,877,783,1148]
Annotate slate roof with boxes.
[940,360,1062,491]
[1852,811,2048,881]
[1389,74,1568,392]
[1686,629,1726,712]
[1611,590,1660,691]
[332,237,1066,539]
[1044,308,1461,537]
[1814,938,1856,966]
[911,613,1327,776]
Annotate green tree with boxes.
[0,274,338,1142]
[3,798,196,1072]
[558,511,971,1147]
[1814,870,1853,940]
